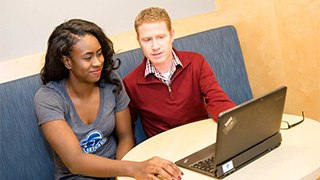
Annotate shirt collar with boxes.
[144,50,183,77]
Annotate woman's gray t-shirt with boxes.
[34,72,130,180]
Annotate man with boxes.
[123,7,236,138]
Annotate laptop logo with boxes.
[223,116,237,135]
[222,160,234,173]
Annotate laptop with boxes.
[175,86,287,178]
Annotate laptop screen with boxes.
[214,86,287,166]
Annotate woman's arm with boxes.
[41,119,182,179]
[41,119,131,177]
[114,107,135,160]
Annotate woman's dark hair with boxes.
[41,19,122,93]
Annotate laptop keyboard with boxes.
[190,155,215,173]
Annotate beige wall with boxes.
[1,0,319,122]
[215,0,319,122]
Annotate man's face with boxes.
[137,21,174,68]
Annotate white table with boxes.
[119,114,320,180]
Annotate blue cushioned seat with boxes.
[0,74,55,179]
[0,25,252,179]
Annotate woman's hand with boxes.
[131,156,183,180]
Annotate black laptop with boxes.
[175,86,287,178]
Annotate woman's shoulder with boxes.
[110,70,121,79]
[100,71,122,86]
[34,80,66,103]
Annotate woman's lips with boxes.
[90,69,102,75]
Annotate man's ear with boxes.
[171,29,175,43]
[62,56,71,69]
[136,35,141,46]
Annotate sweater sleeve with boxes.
[198,57,236,121]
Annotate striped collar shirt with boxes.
[144,50,183,85]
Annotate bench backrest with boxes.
[0,74,54,179]
[0,25,252,179]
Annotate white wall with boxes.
[0,0,215,61]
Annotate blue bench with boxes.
[0,25,252,179]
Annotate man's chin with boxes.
[149,56,164,63]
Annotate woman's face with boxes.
[65,34,104,84]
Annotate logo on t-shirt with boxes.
[80,130,107,153]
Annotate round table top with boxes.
[118,114,320,180]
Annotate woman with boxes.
[34,19,182,180]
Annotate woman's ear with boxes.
[62,56,71,69]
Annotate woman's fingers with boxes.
[150,156,183,180]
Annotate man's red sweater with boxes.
[123,49,236,138]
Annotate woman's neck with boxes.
[65,78,97,98]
